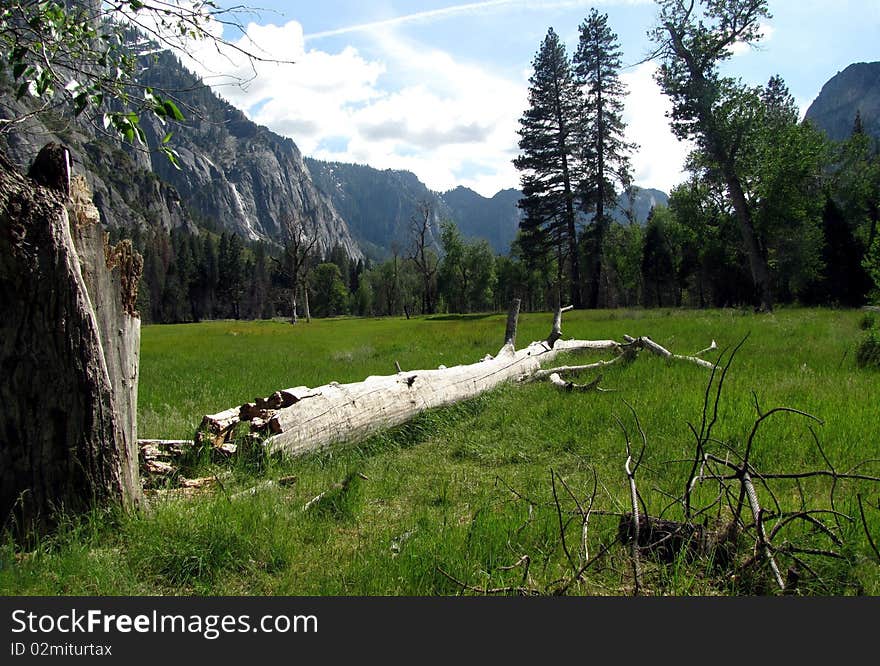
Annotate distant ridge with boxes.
[306,157,667,260]
[804,62,880,142]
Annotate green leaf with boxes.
[162,99,185,122]
[162,132,173,144]
[73,92,88,116]
[160,146,182,170]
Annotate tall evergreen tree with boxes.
[219,232,245,319]
[514,27,584,308]
[574,9,635,308]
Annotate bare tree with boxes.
[275,217,318,324]
[409,200,439,314]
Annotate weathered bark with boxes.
[200,308,619,458]
[628,335,716,369]
[547,372,604,392]
[0,148,143,537]
[546,304,574,349]
[138,439,196,479]
[503,298,521,349]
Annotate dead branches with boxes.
[545,305,574,349]
[471,336,880,596]
[502,298,521,351]
[547,372,607,392]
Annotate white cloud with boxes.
[173,16,528,196]
[620,61,692,194]
[729,21,775,57]
[172,9,686,200]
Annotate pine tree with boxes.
[853,109,865,136]
[514,27,584,308]
[574,8,635,308]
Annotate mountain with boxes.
[306,158,668,259]
[0,96,196,236]
[305,158,523,258]
[439,187,522,254]
[615,188,669,224]
[0,51,362,260]
[304,158,447,261]
[804,62,880,142]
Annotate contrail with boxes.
[305,0,516,40]
[303,0,648,41]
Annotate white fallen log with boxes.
[531,356,624,381]
[199,386,321,445]
[198,308,715,461]
[632,335,717,370]
[262,337,618,457]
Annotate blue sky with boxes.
[184,1,880,197]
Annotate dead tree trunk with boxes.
[303,285,311,323]
[199,306,623,457]
[0,147,143,538]
[199,312,719,461]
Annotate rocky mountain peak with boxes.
[804,61,880,142]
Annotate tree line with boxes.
[121,99,880,327]
[114,215,500,324]
[512,2,879,312]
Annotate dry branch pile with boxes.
[446,340,880,596]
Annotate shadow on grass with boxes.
[425,313,496,322]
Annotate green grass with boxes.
[2,307,879,596]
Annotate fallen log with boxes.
[197,307,715,460]
[257,335,618,457]
[198,387,321,446]
[259,314,617,458]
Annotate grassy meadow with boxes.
[2,307,879,595]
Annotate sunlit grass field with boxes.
[3,307,879,595]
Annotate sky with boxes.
[178,1,880,198]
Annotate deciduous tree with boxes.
[651,0,774,310]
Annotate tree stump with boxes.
[0,147,143,539]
